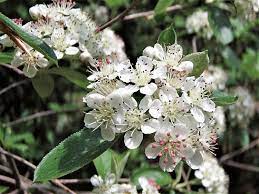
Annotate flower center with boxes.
[125,109,144,130]
[94,102,115,123]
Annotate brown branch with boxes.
[123,4,183,20]
[96,0,140,32]
[0,164,13,174]
[0,80,29,96]
[224,160,259,173]
[58,178,130,185]
[181,169,191,191]
[0,174,16,185]
[220,138,259,163]
[0,147,76,194]
[8,158,24,191]
[0,64,25,75]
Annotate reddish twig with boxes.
[96,0,140,32]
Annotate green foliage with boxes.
[158,24,176,45]
[48,67,88,89]
[154,0,175,21]
[34,128,115,182]
[111,150,130,180]
[31,70,55,98]
[211,90,238,106]
[131,167,172,186]
[0,12,57,64]
[241,49,259,80]
[94,149,113,178]
[0,51,13,64]
[181,51,209,77]
[105,0,129,9]
[208,7,234,45]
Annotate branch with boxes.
[8,158,24,190]
[0,64,25,75]
[0,80,29,96]
[0,147,76,194]
[220,137,259,163]
[123,4,183,20]
[0,175,16,185]
[224,160,259,173]
[96,0,140,32]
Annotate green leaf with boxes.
[31,71,54,98]
[154,0,174,21]
[158,24,176,46]
[208,7,234,45]
[0,12,57,64]
[0,52,13,64]
[105,0,129,9]
[181,51,209,77]
[94,149,113,178]
[34,128,115,182]
[211,90,238,106]
[240,130,250,148]
[0,186,8,193]
[131,168,172,186]
[241,49,259,79]
[111,150,130,180]
[48,67,88,89]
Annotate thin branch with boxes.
[96,0,140,32]
[0,64,25,75]
[124,4,183,20]
[0,147,76,194]
[0,174,16,185]
[224,160,259,173]
[192,36,197,52]
[181,169,191,191]
[0,164,13,174]
[0,80,29,96]
[220,137,259,163]
[9,158,24,190]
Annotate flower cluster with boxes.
[83,42,221,172]
[0,0,126,77]
[235,0,259,20]
[228,87,255,128]
[186,10,213,39]
[195,154,229,194]
[90,174,160,194]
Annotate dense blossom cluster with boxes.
[195,154,229,194]
[83,42,221,172]
[186,10,213,39]
[0,0,126,77]
[90,174,160,194]
[228,87,255,128]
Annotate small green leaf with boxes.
[241,49,259,80]
[208,7,234,45]
[0,52,13,64]
[211,90,238,106]
[31,71,54,98]
[158,24,176,46]
[111,150,130,180]
[154,0,174,21]
[34,128,115,182]
[48,67,88,89]
[0,186,8,193]
[181,50,209,77]
[105,0,129,9]
[0,12,57,64]
[94,149,113,178]
[131,168,172,186]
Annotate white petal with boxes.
[145,143,161,159]
[186,150,203,169]
[101,125,115,141]
[119,69,135,83]
[141,119,159,134]
[194,170,203,179]
[154,43,165,60]
[123,97,138,110]
[136,56,153,72]
[139,95,152,112]
[106,92,123,109]
[177,61,193,73]
[140,83,157,95]
[167,44,183,62]
[85,93,105,109]
[149,99,163,118]
[159,154,180,172]
[183,76,195,91]
[124,130,143,149]
[151,66,167,79]
[143,46,156,58]
[200,98,216,112]
[23,65,37,78]
[171,123,189,138]
[191,107,205,123]
[159,85,178,102]
[65,47,79,56]
[84,113,99,128]
[182,92,193,104]
[54,50,64,59]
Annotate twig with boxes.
[124,4,183,20]
[0,80,29,96]
[0,147,76,194]
[224,160,259,173]
[9,158,24,191]
[181,169,191,191]
[96,0,140,32]
[58,178,130,184]
[0,64,25,75]
[192,36,197,52]
[0,164,13,174]
[220,138,259,163]
[0,174,16,185]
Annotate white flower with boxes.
[29,4,49,19]
[119,56,157,95]
[182,76,216,122]
[11,48,48,78]
[195,154,229,194]
[149,85,190,122]
[212,107,226,136]
[145,119,202,171]
[122,96,156,149]
[110,184,137,194]
[186,10,213,39]
[83,92,125,141]
[139,177,160,194]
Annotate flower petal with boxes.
[200,98,216,112]
[84,93,105,109]
[124,130,143,149]
[140,83,157,95]
[139,95,153,112]
[191,107,205,123]
[84,113,99,128]
[145,142,161,159]
[141,119,159,134]
[101,125,115,141]
[149,99,163,118]
[65,47,79,56]
[186,150,203,169]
